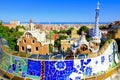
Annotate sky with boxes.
[0,0,120,22]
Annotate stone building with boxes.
[113,29,120,39]
[71,29,80,39]
[61,39,74,51]
[71,31,92,54]
[17,20,49,55]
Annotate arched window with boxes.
[36,47,39,51]
[22,46,24,51]
[23,39,26,43]
[32,40,35,43]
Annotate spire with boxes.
[78,31,88,45]
[81,31,86,39]
[96,1,100,10]
[92,2,101,38]
[29,19,35,31]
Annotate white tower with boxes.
[91,2,101,43]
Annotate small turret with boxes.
[29,19,35,31]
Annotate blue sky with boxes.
[0,0,120,22]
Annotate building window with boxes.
[22,46,24,51]
[27,49,31,53]
[36,47,39,51]
[32,40,35,43]
[26,33,31,38]
[23,40,26,43]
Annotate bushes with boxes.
[0,25,23,50]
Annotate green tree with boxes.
[59,35,68,40]
[49,44,53,53]
[99,25,107,29]
[0,25,23,50]
[16,25,25,31]
[66,27,74,35]
[58,30,67,34]
[54,39,61,49]
[52,30,58,34]
[77,26,88,35]
[54,35,68,50]
[0,20,3,25]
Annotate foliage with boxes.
[86,35,90,42]
[54,35,68,50]
[16,25,25,30]
[100,40,106,48]
[0,25,23,50]
[59,34,68,40]
[58,30,66,34]
[0,20,2,25]
[99,25,107,29]
[56,27,74,35]
[52,30,58,34]
[47,31,54,39]
[77,26,88,35]
[66,27,74,35]
[54,39,61,49]
[49,44,53,53]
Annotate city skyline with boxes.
[0,0,120,22]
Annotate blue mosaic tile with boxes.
[12,64,16,71]
[80,66,85,72]
[22,72,26,78]
[84,59,91,65]
[44,60,74,79]
[101,56,105,64]
[27,60,41,76]
[95,60,98,64]
[57,76,65,80]
[108,54,113,62]
[55,61,66,71]
[85,67,92,76]
[8,69,13,73]
[75,76,81,80]
[73,68,78,73]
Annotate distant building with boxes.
[17,20,49,55]
[113,29,120,39]
[61,39,74,51]
[10,20,20,25]
[111,25,120,29]
[18,27,25,32]
[61,28,80,52]
[2,24,17,29]
[71,28,80,39]
[53,34,60,40]
[20,23,29,29]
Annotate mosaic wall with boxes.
[0,52,11,71]
[0,41,120,80]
